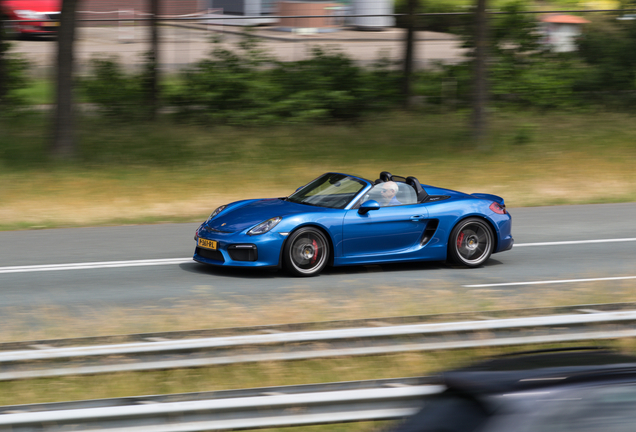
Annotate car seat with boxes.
[406,176,428,202]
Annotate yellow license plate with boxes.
[198,238,217,250]
[44,22,60,27]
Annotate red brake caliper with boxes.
[310,239,318,265]
[457,232,465,248]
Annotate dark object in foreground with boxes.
[391,347,636,432]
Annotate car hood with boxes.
[205,198,324,233]
[3,0,60,12]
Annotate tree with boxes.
[147,0,159,120]
[51,0,79,158]
[0,9,8,103]
[402,0,418,107]
[471,0,488,147]
[577,17,636,93]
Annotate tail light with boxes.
[490,202,507,215]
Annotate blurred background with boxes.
[1,0,635,230]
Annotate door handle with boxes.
[410,215,423,221]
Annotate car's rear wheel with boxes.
[283,227,329,277]
[447,217,494,267]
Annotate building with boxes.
[540,14,590,53]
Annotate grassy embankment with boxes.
[1,109,636,431]
[2,280,636,431]
[1,110,635,230]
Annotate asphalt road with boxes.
[1,203,635,313]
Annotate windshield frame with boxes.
[287,173,371,210]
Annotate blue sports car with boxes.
[193,172,513,276]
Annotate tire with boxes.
[283,227,330,277]
[447,217,494,267]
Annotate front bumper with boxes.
[17,21,59,35]
[193,227,285,268]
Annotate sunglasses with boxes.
[380,189,394,194]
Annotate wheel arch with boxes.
[450,214,498,252]
[278,223,335,268]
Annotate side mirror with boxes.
[358,200,381,215]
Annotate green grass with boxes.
[1,109,635,229]
[13,79,55,105]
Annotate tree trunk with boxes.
[0,10,8,103]
[148,0,159,120]
[51,0,78,159]
[402,0,417,107]
[471,0,488,148]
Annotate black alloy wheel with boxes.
[283,227,329,277]
[448,217,494,267]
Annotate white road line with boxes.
[515,238,636,247]
[0,258,193,274]
[465,276,636,288]
[1,238,634,275]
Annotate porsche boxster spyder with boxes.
[193,172,513,276]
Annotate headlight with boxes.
[206,205,227,221]
[248,216,282,236]
[15,10,42,19]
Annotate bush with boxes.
[575,16,636,106]
[80,53,157,121]
[412,1,613,111]
[394,0,470,33]
[0,21,31,115]
[168,34,402,125]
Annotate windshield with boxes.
[287,173,368,209]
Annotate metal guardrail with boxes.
[0,377,443,431]
[2,303,636,381]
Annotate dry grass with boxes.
[2,281,636,406]
[2,111,636,229]
[1,153,635,229]
[4,280,636,342]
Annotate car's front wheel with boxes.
[283,227,329,277]
[447,217,494,267]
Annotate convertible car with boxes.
[193,172,513,276]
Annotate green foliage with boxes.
[490,54,593,109]
[0,55,31,113]
[576,17,636,104]
[394,0,470,33]
[80,56,151,121]
[413,1,636,111]
[77,119,195,165]
[459,1,543,57]
[0,12,32,114]
[168,33,402,125]
[0,113,48,168]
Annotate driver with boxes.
[378,181,401,206]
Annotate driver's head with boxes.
[379,181,398,202]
